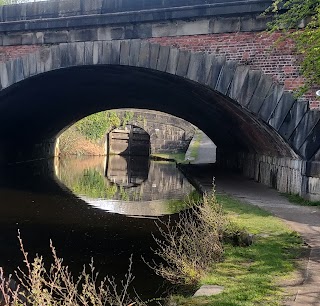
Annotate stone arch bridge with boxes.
[0,0,318,200]
[108,109,195,155]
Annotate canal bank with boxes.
[179,164,320,305]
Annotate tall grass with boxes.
[147,192,226,286]
[0,232,146,306]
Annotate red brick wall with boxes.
[0,45,42,62]
[149,32,320,109]
[0,35,319,110]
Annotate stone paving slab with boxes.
[193,285,224,297]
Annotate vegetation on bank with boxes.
[185,131,202,162]
[166,194,303,305]
[283,193,320,206]
[150,153,186,163]
[59,111,134,156]
[0,193,302,306]
[0,234,146,306]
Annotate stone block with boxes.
[28,52,38,75]
[132,23,152,39]
[247,75,273,114]
[149,44,160,70]
[187,52,206,83]
[44,31,69,44]
[299,119,320,160]
[58,0,81,17]
[21,55,30,79]
[152,22,178,37]
[240,16,269,32]
[110,40,121,64]
[70,28,98,42]
[0,62,9,89]
[210,17,240,33]
[21,33,34,45]
[279,100,308,140]
[59,43,71,68]
[215,60,237,95]
[205,55,226,89]
[84,42,94,65]
[80,0,102,15]
[258,83,284,122]
[306,161,320,178]
[35,32,44,44]
[166,47,179,74]
[237,69,261,107]
[3,34,22,46]
[289,111,320,151]
[11,58,24,83]
[176,50,191,77]
[193,285,224,297]
[93,41,103,65]
[35,51,44,74]
[75,42,85,65]
[40,48,53,72]
[228,65,249,102]
[119,40,130,65]
[99,41,112,64]
[138,41,151,68]
[156,45,170,72]
[97,27,112,41]
[269,92,296,131]
[176,19,210,36]
[110,27,125,40]
[129,40,141,66]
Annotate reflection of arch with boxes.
[107,125,150,156]
[106,155,149,188]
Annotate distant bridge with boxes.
[0,0,318,200]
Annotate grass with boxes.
[283,193,320,206]
[186,131,202,162]
[150,153,186,163]
[168,194,303,306]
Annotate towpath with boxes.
[181,164,320,306]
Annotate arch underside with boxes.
[0,65,295,157]
[0,40,317,161]
[0,40,318,199]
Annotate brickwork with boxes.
[149,32,320,109]
[0,45,42,62]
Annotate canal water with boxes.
[0,155,196,301]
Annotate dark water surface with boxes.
[0,156,195,300]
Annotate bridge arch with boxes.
[0,39,319,198]
[104,109,196,154]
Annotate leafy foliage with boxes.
[73,169,118,199]
[267,0,320,94]
[75,111,134,141]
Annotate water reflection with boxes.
[56,155,195,217]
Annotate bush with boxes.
[0,233,146,306]
[147,192,225,286]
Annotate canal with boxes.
[0,155,196,301]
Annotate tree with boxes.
[267,0,320,94]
